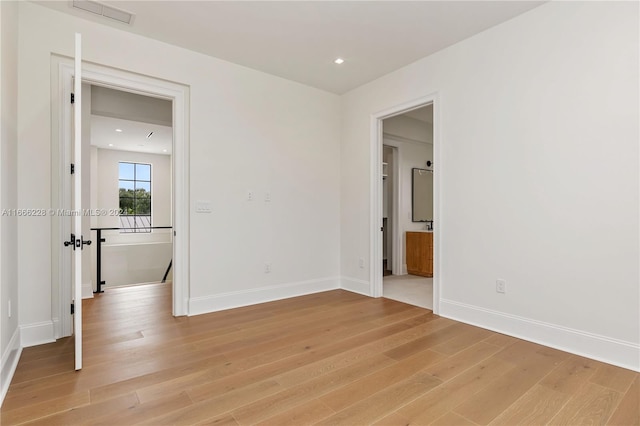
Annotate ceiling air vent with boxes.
[72,0,134,25]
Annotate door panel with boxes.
[73,32,83,371]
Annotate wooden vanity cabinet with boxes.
[406,231,433,277]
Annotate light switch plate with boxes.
[195,200,212,213]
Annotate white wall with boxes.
[17,1,341,340]
[341,1,639,370]
[0,0,20,401]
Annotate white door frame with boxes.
[370,93,440,314]
[53,59,190,337]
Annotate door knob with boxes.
[74,236,92,250]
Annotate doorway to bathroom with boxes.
[378,103,435,310]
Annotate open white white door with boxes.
[72,33,84,370]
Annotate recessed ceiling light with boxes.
[108,143,114,147]
[163,149,168,153]
[334,58,345,65]
[115,128,122,132]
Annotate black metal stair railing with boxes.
[90,226,173,293]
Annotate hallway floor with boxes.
[383,274,432,310]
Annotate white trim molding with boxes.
[20,321,55,348]
[340,276,371,296]
[1,327,22,404]
[440,299,640,372]
[189,277,340,316]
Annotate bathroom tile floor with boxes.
[383,274,433,310]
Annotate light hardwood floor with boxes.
[1,283,638,425]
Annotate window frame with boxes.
[118,161,152,233]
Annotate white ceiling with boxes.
[36,1,545,94]
[91,115,172,155]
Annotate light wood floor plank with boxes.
[147,380,282,425]
[608,376,639,426]
[539,354,599,395]
[93,391,193,425]
[431,411,477,426]
[23,392,139,426]
[549,382,622,425]
[424,341,502,382]
[231,354,393,425]
[376,357,514,425]
[316,372,442,425]
[170,317,432,406]
[89,353,231,403]
[488,384,570,425]
[590,362,638,393]
[319,348,444,413]
[482,333,519,347]
[452,353,562,425]
[255,399,335,426]
[429,325,493,356]
[0,390,90,425]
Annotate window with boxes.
[119,162,151,232]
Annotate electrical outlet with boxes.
[247,191,254,201]
[264,262,271,273]
[496,279,506,294]
[358,258,364,269]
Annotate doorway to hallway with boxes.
[88,85,174,293]
[51,57,190,348]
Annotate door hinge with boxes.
[70,163,75,174]
[70,93,75,104]
[70,303,75,315]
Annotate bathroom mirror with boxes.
[412,168,433,222]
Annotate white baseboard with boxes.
[82,281,94,299]
[1,327,22,404]
[188,277,340,316]
[20,321,55,348]
[340,276,371,296]
[440,299,640,372]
